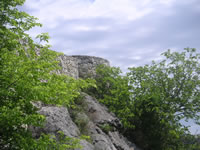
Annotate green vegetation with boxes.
[0,0,93,149]
[1,0,200,149]
[94,48,200,150]
[98,123,114,134]
[70,95,90,135]
[33,132,82,150]
[74,115,89,135]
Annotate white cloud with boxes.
[129,56,142,60]
[25,0,176,25]
[73,25,110,31]
[23,0,200,67]
[159,0,175,5]
[134,27,156,38]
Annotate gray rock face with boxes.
[77,140,95,150]
[32,106,79,138]
[32,93,140,150]
[58,55,109,79]
[31,55,140,150]
[80,93,139,150]
[82,93,121,127]
[58,55,79,79]
[71,55,110,79]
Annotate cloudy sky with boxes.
[22,0,200,133]
[23,0,200,70]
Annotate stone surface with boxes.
[72,55,110,79]
[76,140,95,150]
[79,93,140,150]
[82,93,121,128]
[31,93,140,150]
[30,106,80,138]
[58,55,79,79]
[31,55,140,150]
[58,54,109,79]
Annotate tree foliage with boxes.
[94,65,133,128]
[0,0,92,149]
[128,48,200,124]
[94,48,200,150]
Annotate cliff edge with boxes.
[31,54,140,150]
[58,55,109,79]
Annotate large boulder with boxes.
[31,93,140,150]
[31,106,79,138]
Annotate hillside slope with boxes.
[31,55,140,150]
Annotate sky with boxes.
[22,0,200,134]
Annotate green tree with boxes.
[94,48,200,150]
[128,48,200,124]
[94,65,133,127]
[0,0,91,149]
[126,48,200,149]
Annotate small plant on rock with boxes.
[99,123,114,134]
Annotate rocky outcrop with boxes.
[30,105,80,138]
[58,55,79,79]
[71,55,110,79]
[58,55,109,79]
[30,103,94,150]
[31,54,140,150]
[78,93,139,150]
[32,93,140,150]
